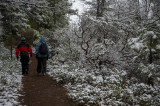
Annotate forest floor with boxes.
[18,54,77,106]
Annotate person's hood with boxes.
[40,36,46,43]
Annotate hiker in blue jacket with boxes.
[36,36,49,75]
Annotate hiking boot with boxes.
[25,71,28,75]
[42,73,46,76]
[22,71,25,75]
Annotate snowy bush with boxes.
[48,57,160,105]
[46,19,160,105]
[46,5,160,105]
[0,43,22,105]
[128,29,160,64]
[138,63,160,81]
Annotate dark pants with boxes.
[37,57,47,74]
[20,56,29,75]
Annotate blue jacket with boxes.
[36,37,49,58]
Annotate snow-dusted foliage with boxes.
[1,0,30,32]
[48,58,160,105]
[46,17,160,105]
[128,28,160,64]
[0,43,22,105]
[0,0,158,105]
[46,5,160,103]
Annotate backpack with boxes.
[39,42,48,55]
[20,51,28,57]
[20,44,29,57]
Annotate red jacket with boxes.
[16,42,32,57]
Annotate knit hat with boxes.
[21,37,26,41]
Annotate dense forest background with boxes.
[0,0,160,105]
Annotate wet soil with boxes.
[18,54,77,106]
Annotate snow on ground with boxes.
[0,43,23,106]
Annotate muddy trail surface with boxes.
[18,54,77,106]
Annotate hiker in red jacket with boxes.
[16,37,32,75]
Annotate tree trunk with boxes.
[96,0,105,17]
[10,16,13,59]
[149,36,153,64]
[96,0,100,17]
[54,7,56,24]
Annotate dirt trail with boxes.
[18,54,76,106]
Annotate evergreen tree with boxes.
[1,0,29,38]
[0,0,73,42]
